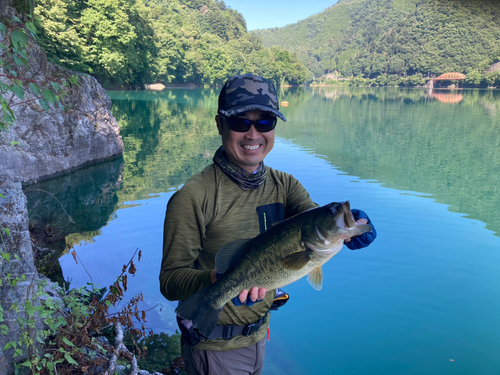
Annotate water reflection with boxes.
[26,87,500,258]
[25,157,124,249]
[24,158,123,283]
[277,87,500,236]
[428,90,463,104]
[108,89,222,203]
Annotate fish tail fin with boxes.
[175,288,222,338]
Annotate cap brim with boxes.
[219,105,287,122]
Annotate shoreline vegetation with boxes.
[30,0,500,91]
[140,80,499,90]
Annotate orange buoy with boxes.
[280,101,289,107]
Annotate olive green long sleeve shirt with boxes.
[160,163,316,350]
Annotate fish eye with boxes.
[327,205,338,217]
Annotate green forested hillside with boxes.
[34,0,308,88]
[253,0,500,83]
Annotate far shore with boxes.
[105,81,499,91]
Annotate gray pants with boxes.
[182,336,267,375]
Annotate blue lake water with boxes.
[26,87,500,374]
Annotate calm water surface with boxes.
[26,88,500,375]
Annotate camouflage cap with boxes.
[218,74,287,122]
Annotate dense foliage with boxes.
[253,0,500,84]
[0,16,70,132]
[34,0,309,88]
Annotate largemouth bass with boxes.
[175,201,372,337]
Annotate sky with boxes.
[222,0,339,31]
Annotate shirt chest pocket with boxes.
[256,203,285,233]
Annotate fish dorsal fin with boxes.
[307,266,323,291]
[282,248,313,271]
[215,238,251,274]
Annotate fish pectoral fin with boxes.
[307,266,323,291]
[215,238,252,274]
[282,249,313,270]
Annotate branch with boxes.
[105,322,138,375]
[102,248,140,302]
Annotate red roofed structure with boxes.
[427,72,466,88]
[433,72,466,81]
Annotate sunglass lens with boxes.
[224,116,277,132]
[229,118,251,132]
[255,119,276,132]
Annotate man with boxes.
[160,74,376,374]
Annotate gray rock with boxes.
[0,68,123,183]
[0,177,40,373]
[0,176,71,375]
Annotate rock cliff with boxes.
[0,177,61,375]
[0,1,124,373]
[0,51,123,184]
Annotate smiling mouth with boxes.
[241,144,260,150]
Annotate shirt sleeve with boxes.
[283,173,318,218]
[159,177,213,301]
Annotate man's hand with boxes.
[344,209,377,250]
[210,269,218,284]
[238,287,267,304]
[211,269,267,305]
[344,218,368,242]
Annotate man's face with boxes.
[216,110,276,173]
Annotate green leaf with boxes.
[3,228,11,237]
[10,30,27,46]
[24,301,43,316]
[50,82,61,92]
[13,54,27,68]
[38,99,50,112]
[62,337,75,347]
[55,316,66,329]
[25,22,37,36]
[14,348,23,358]
[42,89,56,104]
[10,84,24,100]
[3,341,15,350]
[0,22,6,34]
[10,141,20,146]
[64,353,78,366]
[13,16,22,23]
[1,252,10,261]
[29,83,41,96]
[0,43,7,50]
[20,359,32,367]
[0,193,5,198]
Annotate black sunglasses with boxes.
[219,114,277,133]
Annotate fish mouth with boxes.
[342,201,356,228]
